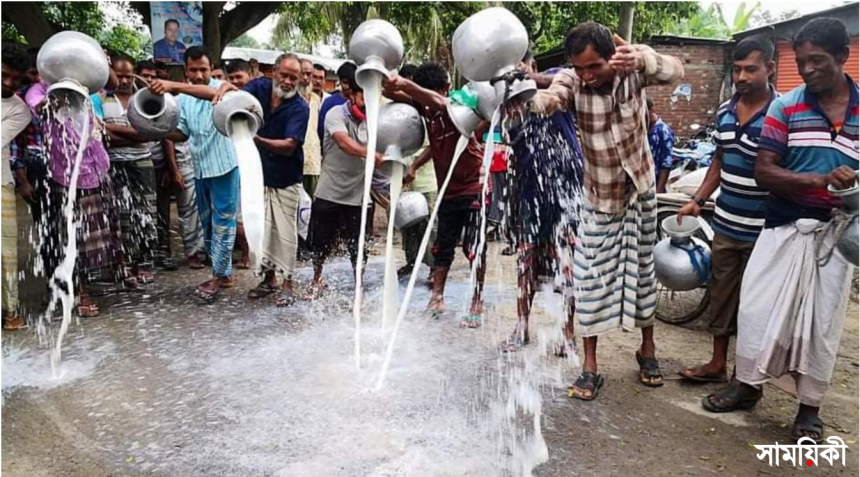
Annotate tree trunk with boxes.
[202,2,225,65]
[618,4,635,42]
[2,2,58,47]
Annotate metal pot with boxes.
[452,7,528,82]
[37,31,109,95]
[376,102,425,168]
[127,89,179,139]
[348,19,404,90]
[654,216,712,291]
[212,91,265,137]
[447,81,503,138]
[828,181,859,213]
[394,191,430,230]
[837,215,859,265]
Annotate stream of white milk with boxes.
[230,118,265,269]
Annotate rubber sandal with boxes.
[195,288,218,305]
[136,270,155,284]
[791,414,824,444]
[235,257,250,270]
[276,289,297,308]
[636,350,664,387]
[500,334,529,353]
[248,282,277,299]
[76,303,100,318]
[679,367,729,384]
[569,372,604,401]
[219,277,235,289]
[459,314,482,328]
[701,384,762,413]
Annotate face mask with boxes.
[350,102,366,122]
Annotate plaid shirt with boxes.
[531,45,684,213]
[9,114,46,170]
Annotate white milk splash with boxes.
[353,74,383,369]
[230,118,265,268]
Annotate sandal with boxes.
[195,281,220,304]
[679,366,729,384]
[636,350,664,387]
[568,372,604,401]
[76,302,100,318]
[136,270,155,284]
[701,383,762,413]
[276,289,297,308]
[248,282,277,299]
[791,413,824,444]
[3,315,27,330]
[187,257,205,270]
[219,276,235,288]
[499,334,529,353]
[459,314,482,328]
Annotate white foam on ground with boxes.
[2,339,115,395]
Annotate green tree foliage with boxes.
[100,24,150,60]
[668,2,762,39]
[2,2,104,46]
[230,33,261,49]
[272,2,698,65]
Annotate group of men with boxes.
[2,16,856,445]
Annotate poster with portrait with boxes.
[150,1,203,64]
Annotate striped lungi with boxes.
[2,184,18,312]
[46,180,122,282]
[261,184,301,278]
[110,158,158,266]
[573,190,657,337]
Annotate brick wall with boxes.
[645,42,731,141]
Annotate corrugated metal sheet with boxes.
[775,36,860,93]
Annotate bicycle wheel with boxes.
[654,210,711,325]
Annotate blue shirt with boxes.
[153,39,187,64]
[242,78,310,188]
[759,76,859,228]
[318,91,348,143]
[177,78,238,179]
[711,86,777,241]
[648,118,675,176]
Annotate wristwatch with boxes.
[693,197,706,207]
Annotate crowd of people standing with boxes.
[1,15,856,446]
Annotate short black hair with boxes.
[136,60,156,73]
[413,62,448,92]
[336,62,357,82]
[313,63,327,72]
[646,97,655,110]
[734,36,774,63]
[225,59,250,74]
[564,22,615,61]
[184,46,211,66]
[399,63,418,79]
[165,19,180,29]
[112,52,136,67]
[2,42,30,73]
[793,17,850,59]
[155,61,168,70]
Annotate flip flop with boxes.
[248,282,277,299]
[569,372,604,401]
[679,367,729,384]
[3,316,27,330]
[276,289,297,308]
[235,257,250,270]
[701,384,762,413]
[459,314,482,328]
[791,414,824,444]
[636,350,664,387]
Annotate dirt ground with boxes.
[2,204,858,476]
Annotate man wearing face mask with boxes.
[213,53,310,307]
[148,46,241,304]
[92,54,159,288]
[303,77,383,301]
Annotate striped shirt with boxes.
[531,45,684,214]
[177,78,238,179]
[759,75,860,228]
[711,86,777,241]
[94,92,152,163]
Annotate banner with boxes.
[150,2,203,64]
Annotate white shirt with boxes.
[2,94,32,185]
